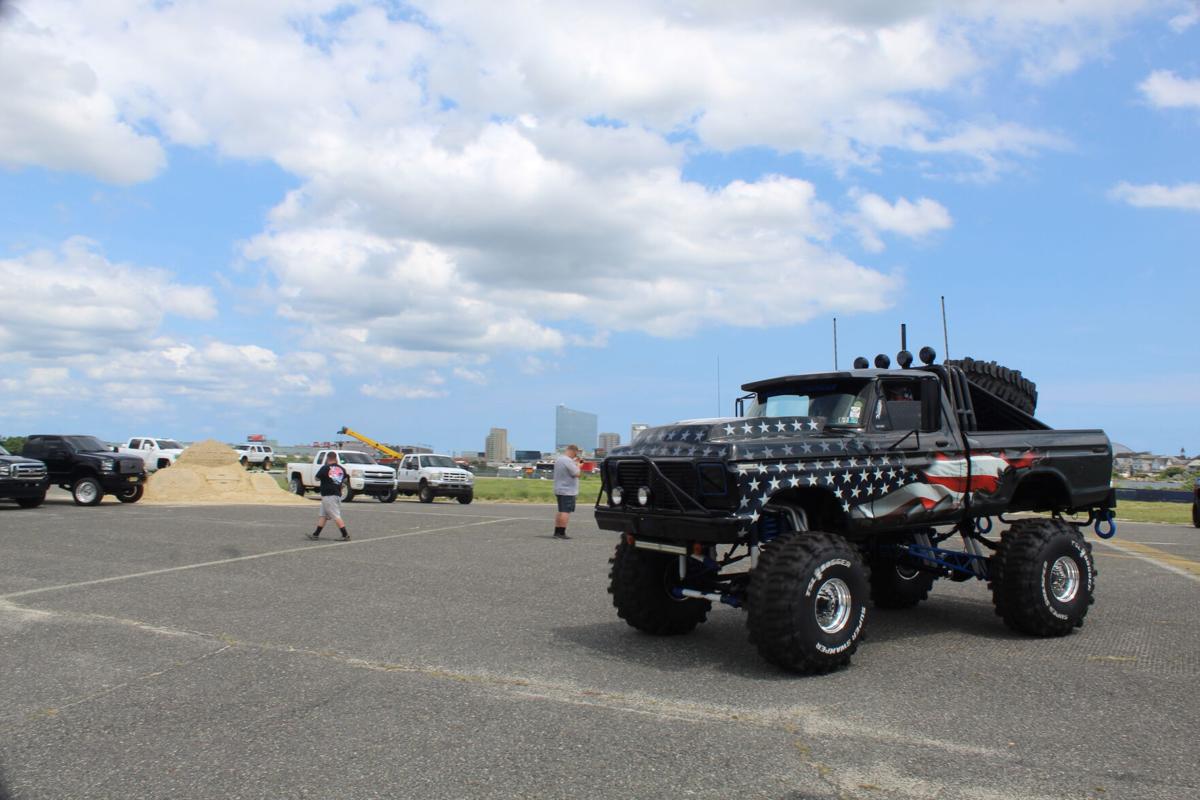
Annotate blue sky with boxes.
[1,1,1198,456]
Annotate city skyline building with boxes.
[598,432,620,453]
[485,427,509,465]
[556,405,598,453]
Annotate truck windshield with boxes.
[746,380,873,427]
[336,453,377,464]
[159,440,183,449]
[422,456,457,468]
[0,445,9,456]
[64,436,110,452]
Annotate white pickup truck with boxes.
[396,453,474,504]
[116,437,185,470]
[232,443,275,469]
[287,450,398,503]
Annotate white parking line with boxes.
[1,516,535,600]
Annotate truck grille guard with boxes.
[594,454,728,518]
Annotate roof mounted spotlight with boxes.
[919,346,937,365]
[853,356,870,369]
[896,350,913,368]
[874,354,891,369]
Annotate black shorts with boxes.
[555,494,577,513]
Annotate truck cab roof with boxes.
[741,369,932,392]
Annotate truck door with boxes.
[37,437,70,479]
[868,377,965,526]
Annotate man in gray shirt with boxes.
[552,444,582,539]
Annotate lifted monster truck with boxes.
[0,444,50,508]
[596,348,1116,674]
[22,435,147,506]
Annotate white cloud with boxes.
[0,7,165,183]
[904,122,1070,181]
[0,0,1171,380]
[1168,3,1199,32]
[1139,70,1200,109]
[453,367,488,385]
[853,192,953,252]
[1109,181,1200,211]
[0,238,215,358]
[360,382,448,400]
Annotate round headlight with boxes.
[637,486,651,506]
[611,486,623,505]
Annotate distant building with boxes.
[556,405,598,453]
[630,423,649,443]
[514,449,542,463]
[598,432,620,452]
[485,427,509,465]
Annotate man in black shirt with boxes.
[308,452,351,541]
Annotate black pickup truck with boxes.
[596,349,1115,674]
[0,444,50,508]
[22,435,147,506]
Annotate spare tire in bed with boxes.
[943,356,1038,415]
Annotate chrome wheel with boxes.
[1049,556,1080,603]
[75,481,99,505]
[814,577,852,634]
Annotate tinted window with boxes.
[64,436,108,452]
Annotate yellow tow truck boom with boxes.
[338,427,404,460]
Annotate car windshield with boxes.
[336,453,376,465]
[159,440,183,449]
[422,456,457,468]
[745,379,873,427]
[64,436,110,452]
[0,445,9,456]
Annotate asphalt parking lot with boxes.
[0,493,1197,800]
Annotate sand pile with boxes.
[142,440,308,505]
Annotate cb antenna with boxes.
[833,317,839,370]
[940,296,950,360]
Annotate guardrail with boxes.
[1115,488,1195,504]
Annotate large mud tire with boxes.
[1192,501,1199,529]
[869,559,935,609]
[608,540,710,635]
[990,519,1095,636]
[944,356,1038,415]
[747,532,870,674]
[16,494,46,509]
[117,485,144,504]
